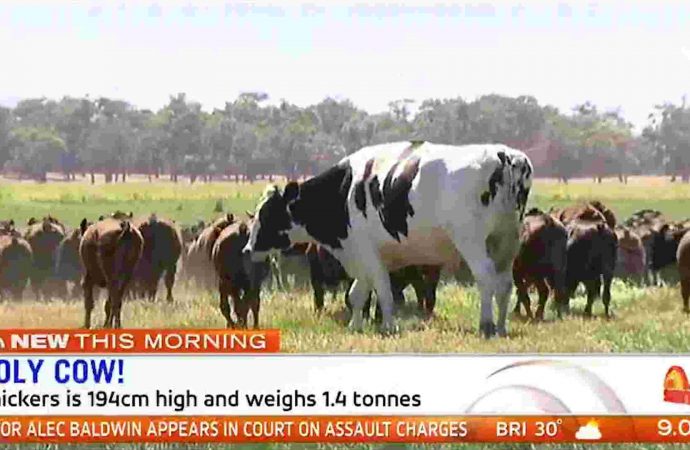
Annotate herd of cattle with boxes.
[0,142,689,337]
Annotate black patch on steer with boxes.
[354,158,375,218]
[288,161,354,249]
[369,176,383,209]
[370,158,421,241]
[253,190,293,252]
[480,191,491,206]
[487,166,504,200]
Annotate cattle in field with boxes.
[79,217,144,328]
[184,214,234,290]
[0,220,17,236]
[676,231,690,313]
[648,222,690,285]
[211,220,269,328]
[132,214,183,302]
[181,220,206,249]
[554,201,617,229]
[268,244,312,290]
[243,141,533,337]
[562,204,618,318]
[614,226,646,283]
[624,209,665,285]
[292,242,441,318]
[24,216,67,300]
[0,233,32,301]
[55,227,87,298]
[512,208,568,321]
[356,265,442,320]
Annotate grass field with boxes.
[0,176,685,450]
[0,175,689,352]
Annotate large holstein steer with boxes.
[79,217,144,328]
[243,141,533,337]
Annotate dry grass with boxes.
[1,279,686,353]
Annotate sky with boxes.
[1,0,690,132]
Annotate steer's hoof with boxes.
[379,321,399,337]
[496,326,508,338]
[684,307,690,314]
[347,320,364,333]
[479,321,496,339]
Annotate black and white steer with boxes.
[243,141,533,337]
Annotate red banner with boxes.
[0,330,280,354]
[0,416,689,443]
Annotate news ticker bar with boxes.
[2,416,690,443]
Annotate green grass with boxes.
[3,175,690,229]
[0,175,688,449]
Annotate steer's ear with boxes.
[27,217,37,225]
[80,218,89,234]
[284,181,299,204]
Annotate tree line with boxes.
[0,92,688,183]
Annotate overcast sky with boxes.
[1,0,690,132]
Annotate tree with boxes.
[0,107,12,168]
[9,126,65,182]
[55,97,95,180]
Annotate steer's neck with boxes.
[290,162,353,250]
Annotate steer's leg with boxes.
[452,233,499,338]
[371,268,397,335]
[494,270,513,337]
[346,278,370,332]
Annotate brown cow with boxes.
[0,234,32,300]
[676,231,690,312]
[650,222,690,285]
[55,227,87,298]
[132,214,183,303]
[80,217,144,328]
[614,226,646,284]
[554,201,617,229]
[24,216,67,300]
[624,209,665,285]
[211,220,269,328]
[181,220,205,250]
[512,208,568,320]
[290,243,441,319]
[563,204,618,318]
[184,214,234,290]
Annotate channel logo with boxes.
[664,366,690,405]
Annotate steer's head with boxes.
[243,183,301,261]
